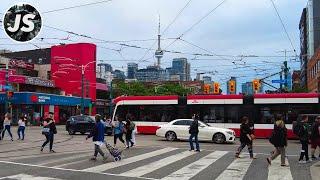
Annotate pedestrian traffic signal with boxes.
[7,91,14,99]
[204,84,210,94]
[229,80,236,94]
[252,79,260,92]
[213,82,220,94]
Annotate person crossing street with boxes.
[189,114,200,152]
[86,114,107,161]
[2,113,13,141]
[297,115,311,163]
[310,116,320,160]
[235,116,255,159]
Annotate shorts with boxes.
[311,138,320,149]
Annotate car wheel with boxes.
[68,129,76,135]
[213,133,226,144]
[165,131,177,141]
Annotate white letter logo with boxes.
[3,4,42,42]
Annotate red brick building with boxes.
[307,47,320,92]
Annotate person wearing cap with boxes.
[311,116,320,160]
[86,114,107,161]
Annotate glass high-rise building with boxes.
[171,58,191,81]
[127,63,138,79]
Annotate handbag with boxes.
[42,126,50,135]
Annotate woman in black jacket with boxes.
[267,116,288,166]
[189,114,200,152]
[235,116,255,159]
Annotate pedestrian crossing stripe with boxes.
[161,150,228,180]
[120,150,195,177]
[215,154,254,180]
[0,174,62,180]
[83,147,178,172]
[268,156,293,180]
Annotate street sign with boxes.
[0,85,13,90]
[272,80,287,84]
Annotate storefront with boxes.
[0,92,91,124]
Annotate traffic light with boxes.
[252,79,260,92]
[229,80,236,94]
[204,84,210,94]
[213,82,220,94]
[7,91,14,99]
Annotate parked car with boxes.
[66,115,113,135]
[156,119,235,144]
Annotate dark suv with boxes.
[66,115,113,135]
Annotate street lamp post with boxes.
[4,60,9,113]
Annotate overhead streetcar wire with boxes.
[42,0,112,14]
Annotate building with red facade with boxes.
[307,47,320,92]
[0,43,108,124]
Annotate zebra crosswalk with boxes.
[4,147,313,180]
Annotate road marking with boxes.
[37,153,91,166]
[6,150,92,160]
[268,156,293,180]
[0,160,157,180]
[83,147,177,172]
[215,154,254,180]
[0,174,62,180]
[53,159,90,168]
[162,151,228,180]
[121,150,194,177]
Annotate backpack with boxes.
[293,123,303,137]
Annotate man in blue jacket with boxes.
[86,114,106,161]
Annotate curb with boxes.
[310,161,320,180]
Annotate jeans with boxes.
[299,140,309,161]
[17,126,25,140]
[94,144,105,157]
[42,132,54,150]
[126,130,134,147]
[114,133,125,145]
[270,147,286,164]
[189,133,200,151]
[236,141,253,158]
[2,125,13,139]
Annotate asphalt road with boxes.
[0,126,318,180]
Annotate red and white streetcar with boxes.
[112,93,319,139]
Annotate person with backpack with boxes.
[125,118,134,148]
[86,114,107,161]
[235,116,255,159]
[41,112,57,153]
[267,115,288,166]
[297,115,311,163]
[17,115,26,140]
[310,116,320,160]
[2,113,13,141]
[113,116,126,147]
[189,114,200,152]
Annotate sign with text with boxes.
[25,77,54,87]
[272,80,287,84]
[9,59,34,70]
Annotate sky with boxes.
[0,0,307,91]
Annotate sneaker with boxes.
[189,149,194,151]
[195,150,200,152]
[298,160,306,164]
[281,164,289,167]
[50,150,56,153]
[90,157,97,161]
[235,153,240,158]
[306,159,312,163]
[40,147,44,152]
[267,157,271,165]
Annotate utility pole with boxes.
[81,65,84,115]
[4,60,9,113]
[284,61,288,89]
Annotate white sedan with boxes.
[156,119,235,144]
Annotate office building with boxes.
[171,58,191,81]
[97,63,112,79]
[136,66,166,82]
[127,63,138,79]
[113,69,126,80]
